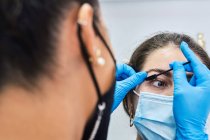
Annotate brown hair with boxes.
[123,32,210,116]
[0,0,99,89]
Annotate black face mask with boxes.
[77,22,116,140]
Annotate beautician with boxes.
[0,0,209,140]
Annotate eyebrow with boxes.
[147,68,172,77]
[146,68,193,79]
[145,61,191,81]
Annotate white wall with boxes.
[100,0,210,140]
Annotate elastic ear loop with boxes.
[93,22,116,64]
[130,89,140,127]
[78,24,107,140]
[77,24,103,104]
[133,90,140,97]
[77,21,116,102]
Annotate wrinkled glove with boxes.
[111,63,147,112]
[170,41,210,140]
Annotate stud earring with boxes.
[94,46,106,66]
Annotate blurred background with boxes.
[99,0,210,139]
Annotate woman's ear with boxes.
[77,3,101,65]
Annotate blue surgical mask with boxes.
[133,91,176,140]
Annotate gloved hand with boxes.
[170,41,210,140]
[111,63,147,112]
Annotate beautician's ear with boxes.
[77,3,97,64]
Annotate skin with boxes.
[137,43,190,96]
[127,43,198,140]
[0,3,115,140]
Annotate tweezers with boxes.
[145,61,190,81]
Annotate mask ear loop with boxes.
[133,90,140,97]
[93,22,116,64]
[133,84,141,97]
[129,88,140,127]
[130,89,141,127]
[77,23,103,104]
[77,21,116,140]
[78,23,106,140]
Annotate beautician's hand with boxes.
[170,41,210,140]
[111,63,147,112]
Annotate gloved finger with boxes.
[120,73,129,80]
[180,41,208,77]
[189,75,196,86]
[173,62,194,82]
[171,61,189,90]
[117,73,131,81]
[184,62,193,72]
[172,62,194,85]
[121,71,147,92]
[116,63,136,80]
[112,85,125,112]
[170,61,193,72]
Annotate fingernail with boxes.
[141,71,148,77]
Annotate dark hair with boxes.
[0,0,98,89]
[123,32,210,116]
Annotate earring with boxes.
[130,112,134,127]
[129,104,134,127]
[94,46,106,66]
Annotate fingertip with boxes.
[180,41,200,64]
[180,41,191,57]
[116,63,122,72]
[169,63,173,69]
[137,71,148,78]
[172,61,185,70]
[180,41,188,49]
[172,61,187,79]
[143,71,148,77]
[172,61,189,86]
[184,63,192,72]
[127,71,148,88]
[123,64,136,76]
[116,63,122,67]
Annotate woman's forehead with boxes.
[142,46,187,71]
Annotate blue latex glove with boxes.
[111,64,147,112]
[170,41,210,140]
